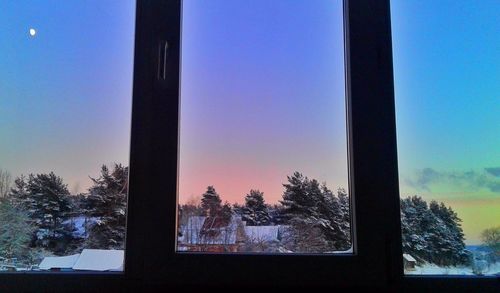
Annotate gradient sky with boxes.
[2,1,497,246]
[0,1,135,193]
[391,0,499,244]
[178,0,348,205]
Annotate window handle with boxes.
[158,40,169,80]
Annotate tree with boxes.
[280,172,351,252]
[0,169,12,198]
[10,173,73,252]
[480,226,500,258]
[84,164,128,250]
[0,199,35,262]
[242,190,270,226]
[220,202,233,222]
[317,186,351,250]
[400,196,469,266]
[201,186,222,217]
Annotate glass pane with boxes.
[0,1,135,272]
[177,0,351,254]
[392,0,500,275]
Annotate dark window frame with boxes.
[0,0,497,291]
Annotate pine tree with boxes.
[10,173,73,252]
[201,186,222,217]
[84,164,128,249]
[242,190,270,226]
[280,172,351,252]
[400,196,469,266]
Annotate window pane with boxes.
[0,1,135,272]
[392,0,500,275]
[177,0,351,254]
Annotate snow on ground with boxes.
[406,262,500,276]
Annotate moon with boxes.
[29,28,36,37]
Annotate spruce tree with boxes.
[242,189,270,226]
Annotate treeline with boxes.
[0,164,127,265]
[180,172,470,263]
[179,172,352,252]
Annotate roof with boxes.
[403,253,416,262]
[39,254,80,270]
[39,249,124,271]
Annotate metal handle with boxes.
[158,40,169,80]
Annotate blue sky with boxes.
[0,1,135,193]
[392,0,499,244]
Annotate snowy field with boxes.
[406,262,500,276]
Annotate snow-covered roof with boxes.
[403,253,416,262]
[39,254,80,270]
[73,249,124,271]
[244,226,282,242]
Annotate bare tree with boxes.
[0,169,12,198]
[481,226,500,258]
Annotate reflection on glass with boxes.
[177,0,351,254]
[392,0,500,275]
[0,1,135,272]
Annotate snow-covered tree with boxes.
[201,186,222,217]
[10,173,73,252]
[280,172,351,252]
[0,198,35,261]
[400,196,469,266]
[84,164,128,249]
[242,190,270,226]
[317,185,351,250]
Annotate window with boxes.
[392,0,500,276]
[0,1,135,272]
[1,0,497,291]
[177,0,352,254]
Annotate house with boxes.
[179,215,291,252]
[178,216,244,252]
[403,253,417,271]
[39,249,124,272]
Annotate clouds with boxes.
[485,167,500,177]
[404,167,500,195]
